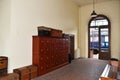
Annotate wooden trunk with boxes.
[14,65,38,80]
[14,67,30,80]
[27,65,38,79]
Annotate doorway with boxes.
[88,14,111,60]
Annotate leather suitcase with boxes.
[38,30,51,36]
[37,26,63,37]
[0,73,19,80]
[50,29,63,38]
[14,67,30,80]
[38,26,51,31]
[38,26,51,36]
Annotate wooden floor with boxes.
[32,58,109,80]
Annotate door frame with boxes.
[88,14,111,60]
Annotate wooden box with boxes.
[0,56,8,76]
[14,67,30,80]
[0,73,19,80]
[13,65,38,80]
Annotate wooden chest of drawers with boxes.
[0,56,8,76]
[32,36,69,76]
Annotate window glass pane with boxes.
[90,21,95,26]
[96,20,102,26]
[90,28,99,49]
[105,36,108,42]
[90,19,108,26]
[103,19,108,25]
[101,29,108,35]
[100,28,109,52]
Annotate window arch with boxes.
[89,14,110,27]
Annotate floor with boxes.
[32,58,109,80]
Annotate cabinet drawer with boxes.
[0,60,7,69]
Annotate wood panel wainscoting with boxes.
[32,36,70,76]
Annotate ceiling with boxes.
[72,0,112,6]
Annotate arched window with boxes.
[88,14,111,60]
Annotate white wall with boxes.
[0,0,79,72]
[119,0,120,60]
[0,0,11,55]
[79,0,120,59]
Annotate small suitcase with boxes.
[38,26,51,36]
[37,26,63,38]
[51,29,63,38]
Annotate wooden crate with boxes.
[0,73,19,80]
